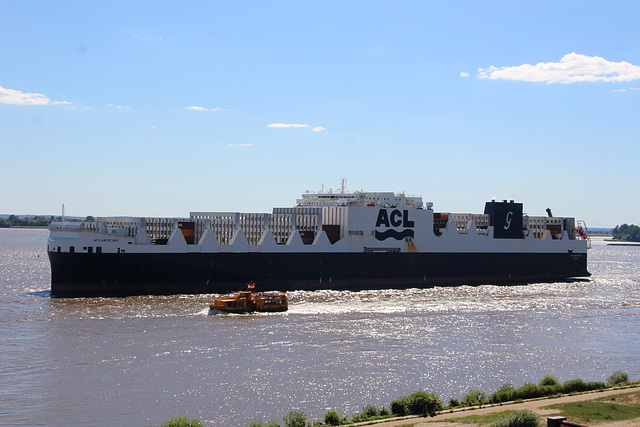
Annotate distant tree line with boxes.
[0,215,93,228]
[611,224,640,242]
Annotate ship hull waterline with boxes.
[49,251,590,297]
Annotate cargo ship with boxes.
[47,186,591,297]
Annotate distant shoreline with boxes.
[1,226,49,229]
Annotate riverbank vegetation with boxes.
[611,224,640,242]
[483,376,609,405]
[0,215,54,228]
[159,372,637,427]
[233,371,633,426]
[0,215,90,228]
[160,416,204,427]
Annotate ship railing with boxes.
[575,220,592,249]
[49,221,84,231]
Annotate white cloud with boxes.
[460,71,469,78]
[227,143,253,147]
[267,123,310,128]
[268,123,327,131]
[478,53,640,84]
[611,87,640,93]
[185,106,222,111]
[107,104,130,110]
[0,86,71,106]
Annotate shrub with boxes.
[461,389,486,406]
[492,381,566,404]
[160,417,204,427]
[497,383,515,393]
[490,390,512,404]
[493,409,539,427]
[586,381,606,391]
[563,379,588,394]
[490,383,516,404]
[323,410,340,426]
[283,410,307,427]
[608,370,629,385]
[348,403,383,423]
[390,399,407,416]
[539,375,559,387]
[349,413,364,423]
[405,391,428,414]
[513,383,542,400]
[246,421,280,427]
[405,390,442,414]
[391,390,442,415]
[448,398,460,408]
[361,403,380,418]
[379,406,390,416]
[539,384,564,397]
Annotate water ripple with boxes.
[1,230,639,426]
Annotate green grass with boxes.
[542,399,640,425]
[593,390,640,406]
[421,390,640,426]
[426,410,519,425]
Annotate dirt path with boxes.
[349,385,640,427]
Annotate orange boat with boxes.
[208,284,288,313]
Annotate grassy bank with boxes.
[159,371,636,426]
[543,390,640,425]
[435,389,640,426]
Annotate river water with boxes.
[1,229,638,426]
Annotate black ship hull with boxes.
[49,251,590,297]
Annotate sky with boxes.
[1,1,639,228]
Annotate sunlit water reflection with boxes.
[1,230,638,426]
